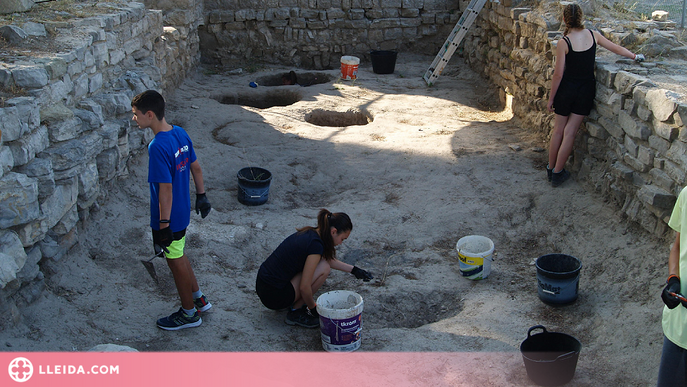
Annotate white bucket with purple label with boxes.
[316,290,364,352]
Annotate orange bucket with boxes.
[340,56,360,80]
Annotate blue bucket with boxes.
[237,167,272,206]
[536,254,581,305]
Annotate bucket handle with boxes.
[527,325,548,338]
[238,186,269,199]
[555,351,578,361]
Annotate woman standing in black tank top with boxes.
[546,3,644,187]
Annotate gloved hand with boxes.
[634,54,645,62]
[152,227,174,249]
[195,193,211,218]
[351,266,374,282]
[661,275,682,309]
[306,306,319,319]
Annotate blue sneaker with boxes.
[157,308,202,331]
[194,295,212,313]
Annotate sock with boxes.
[183,307,197,316]
[192,290,203,299]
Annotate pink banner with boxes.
[1,352,526,386]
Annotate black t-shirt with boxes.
[257,230,324,288]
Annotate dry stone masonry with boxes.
[0,1,199,327]
[462,0,687,236]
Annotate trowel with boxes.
[141,246,167,283]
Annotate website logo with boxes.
[8,357,33,383]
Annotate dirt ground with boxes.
[0,54,671,386]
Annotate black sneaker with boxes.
[194,295,212,313]
[546,166,553,182]
[285,306,319,328]
[551,169,570,187]
[157,308,202,330]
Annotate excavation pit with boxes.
[215,89,302,109]
[255,71,333,86]
[305,108,373,127]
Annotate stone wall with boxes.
[462,0,687,237]
[199,0,461,68]
[0,2,199,327]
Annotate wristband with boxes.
[159,219,170,224]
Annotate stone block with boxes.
[0,230,28,288]
[40,131,104,172]
[0,172,39,229]
[0,146,13,177]
[12,65,49,89]
[78,161,100,202]
[599,116,624,139]
[40,176,78,230]
[664,159,687,186]
[6,96,40,132]
[16,245,41,283]
[624,135,638,157]
[39,228,78,262]
[8,125,49,167]
[52,204,78,235]
[650,168,676,193]
[611,161,634,181]
[666,140,687,167]
[614,71,647,95]
[0,106,26,143]
[649,134,671,154]
[625,153,650,173]
[47,117,84,143]
[619,110,650,140]
[97,147,120,181]
[646,88,679,122]
[637,184,676,209]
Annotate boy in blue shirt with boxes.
[131,90,213,330]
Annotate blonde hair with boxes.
[563,3,584,35]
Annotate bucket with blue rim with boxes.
[237,167,272,206]
[535,254,581,305]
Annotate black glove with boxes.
[306,306,319,319]
[662,275,682,309]
[195,193,211,218]
[351,266,374,282]
[152,227,174,250]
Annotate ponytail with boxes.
[563,3,584,36]
[297,209,352,261]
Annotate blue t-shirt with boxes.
[148,125,197,232]
[257,230,324,288]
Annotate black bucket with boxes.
[536,254,581,305]
[520,325,582,386]
[370,50,397,74]
[237,167,272,206]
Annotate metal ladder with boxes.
[423,0,489,86]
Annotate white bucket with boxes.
[316,290,364,352]
[340,56,360,80]
[456,235,494,280]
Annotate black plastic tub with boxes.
[370,50,397,74]
[520,325,582,386]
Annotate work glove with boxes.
[351,266,374,282]
[634,54,645,62]
[152,227,174,250]
[306,306,319,319]
[661,275,682,309]
[195,193,211,218]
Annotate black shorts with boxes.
[553,78,596,116]
[256,276,295,310]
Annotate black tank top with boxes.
[562,29,596,81]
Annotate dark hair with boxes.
[131,90,165,120]
[563,3,584,36]
[297,209,352,261]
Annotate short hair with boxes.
[131,90,165,120]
